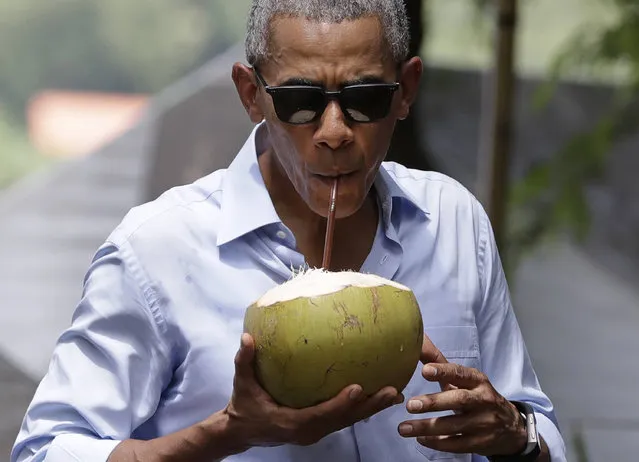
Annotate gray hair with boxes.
[245,0,410,66]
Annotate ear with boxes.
[232,62,265,124]
[396,56,423,121]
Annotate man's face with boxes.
[249,15,419,219]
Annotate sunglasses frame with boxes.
[253,67,401,125]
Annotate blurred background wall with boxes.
[1,1,638,461]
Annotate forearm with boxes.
[107,410,247,462]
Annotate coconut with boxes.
[243,268,424,409]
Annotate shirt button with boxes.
[276,230,288,240]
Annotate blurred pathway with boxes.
[513,242,639,461]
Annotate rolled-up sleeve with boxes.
[473,203,567,462]
[11,241,173,462]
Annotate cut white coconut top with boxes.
[256,268,411,307]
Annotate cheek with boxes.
[277,148,307,192]
[269,124,301,165]
[269,126,314,189]
[358,125,394,166]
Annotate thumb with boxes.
[233,333,279,404]
[234,333,256,379]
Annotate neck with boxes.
[259,148,379,271]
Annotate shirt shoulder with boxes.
[382,161,487,226]
[105,169,227,249]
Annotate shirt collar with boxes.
[216,122,428,247]
[216,123,281,246]
[373,166,429,245]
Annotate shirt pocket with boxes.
[411,325,480,461]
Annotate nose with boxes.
[314,100,354,151]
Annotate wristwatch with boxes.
[488,401,541,461]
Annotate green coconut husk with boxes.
[244,268,424,409]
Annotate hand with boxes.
[397,363,528,457]
[223,333,404,449]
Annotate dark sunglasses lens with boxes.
[341,86,396,122]
[270,88,326,124]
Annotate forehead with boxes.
[265,15,394,81]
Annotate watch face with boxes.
[524,412,539,453]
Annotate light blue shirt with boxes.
[12,123,567,462]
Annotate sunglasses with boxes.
[253,68,400,125]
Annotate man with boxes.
[12,1,566,461]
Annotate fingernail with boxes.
[407,400,423,412]
[393,394,405,405]
[422,365,437,377]
[349,386,363,400]
[398,423,413,436]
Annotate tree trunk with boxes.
[477,0,519,253]
[386,0,439,172]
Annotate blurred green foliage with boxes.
[0,109,49,189]
[0,0,252,189]
[426,0,620,79]
[0,0,252,121]
[506,0,639,270]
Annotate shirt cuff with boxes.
[536,412,568,462]
[45,434,122,462]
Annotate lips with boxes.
[313,171,357,179]
[312,172,357,188]
[312,172,358,192]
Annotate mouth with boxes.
[313,171,358,180]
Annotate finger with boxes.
[416,432,494,455]
[297,383,367,420]
[286,386,401,447]
[420,336,459,392]
[421,363,485,389]
[406,388,482,414]
[356,386,404,421]
[299,385,400,425]
[420,334,448,365]
[398,412,487,438]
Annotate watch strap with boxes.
[488,401,541,462]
